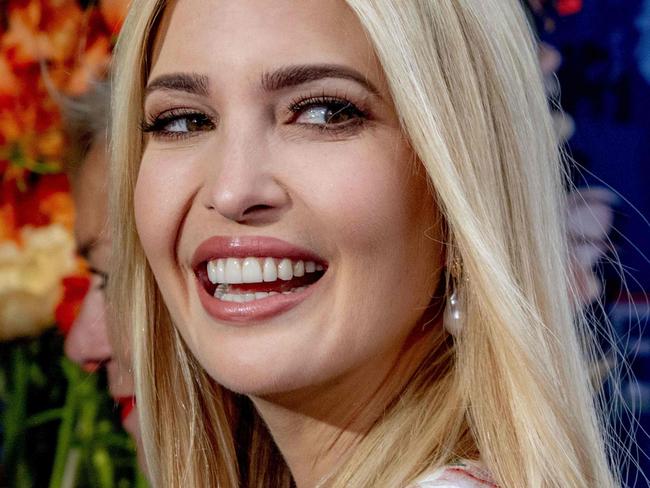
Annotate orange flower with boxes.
[0,193,18,242]
[100,0,130,35]
[36,129,64,158]
[40,191,74,231]
[65,35,111,95]
[0,52,21,100]
[0,208,16,242]
[0,173,71,233]
[0,105,24,143]
[0,170,21,242]
[0,0,128,339]
[3,0,85,66]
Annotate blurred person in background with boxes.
[61,80,145,473]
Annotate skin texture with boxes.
[136,0,443,485]
[66,141,144,470]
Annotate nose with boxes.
[203,128,291,224]
[64,281,112,371]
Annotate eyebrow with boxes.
[145,72,210,97]
[261,64,380,96]
[144,64,380,99]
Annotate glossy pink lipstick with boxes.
[192,236,327,324]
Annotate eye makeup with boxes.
[141,108,217,141]
[286,92,371,135]
[141,86,375,141]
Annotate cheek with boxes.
[285,139,439,348]
[289,139,429,259]
[64,288,111,362]
[133,150,199,272]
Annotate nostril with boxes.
[242,204,274,216]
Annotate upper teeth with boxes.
[206,257,323,285]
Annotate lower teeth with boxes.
[215,286,306,302]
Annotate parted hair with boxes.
[109,1,621,486]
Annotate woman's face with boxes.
[135,0,443,396]
[66,141,143,467]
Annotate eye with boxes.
[141,109,216,139]
[290,96,368,130]
[89,267,109,290]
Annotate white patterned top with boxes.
[412,460,497,488]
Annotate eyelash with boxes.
[141,108,216,141]
[141,94,370,140]
[288,94,370,133]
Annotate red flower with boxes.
[1,173,72,232]
[556,0,582,16]
[55,274,91,335]
[527,1,583,16]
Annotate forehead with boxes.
[149,0,382,87]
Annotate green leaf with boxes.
[25,408,64,428]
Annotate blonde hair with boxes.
[109,0,621,486]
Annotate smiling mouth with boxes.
[196,257,326,302]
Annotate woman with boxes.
[61,81,145,472]
[109,0,620,486]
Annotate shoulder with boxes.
[411,459,498,488]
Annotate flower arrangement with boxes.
[0,1,141,486]
[0,0,127,339]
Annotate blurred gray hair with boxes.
[61,78,111,174]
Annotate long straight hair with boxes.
[109,1,620,486]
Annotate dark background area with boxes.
[533,1,650,485]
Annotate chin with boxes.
[196,349,325,397]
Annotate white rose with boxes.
[0,224,77,340]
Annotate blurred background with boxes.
[529,1,650,485]
[0,0,648,486]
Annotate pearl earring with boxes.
[443,258,463,337]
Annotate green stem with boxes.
[25,408,63,428]
[48,361,81,488]
[95,432,135,451]
[2,346,30,484]
[92,447,114,488]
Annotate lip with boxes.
[191,235,326,269]
[192,236,327,324]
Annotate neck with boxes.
[249,328,434,488]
